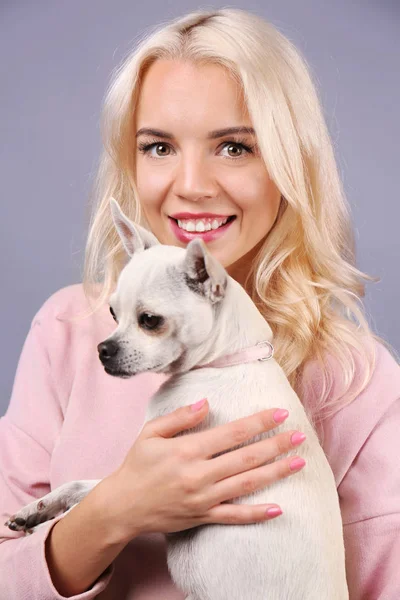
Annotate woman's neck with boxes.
[226,238,265,297]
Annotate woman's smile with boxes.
[168,213,237,243]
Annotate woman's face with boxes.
[134,59,281,272]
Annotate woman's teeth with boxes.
[177,217,230,232]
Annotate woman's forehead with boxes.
[135,59,250,133]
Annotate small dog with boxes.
[6,199,349,599]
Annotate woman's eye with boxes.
[109,306,118,322]
[152,143,171,157]
[138,313,164,330]
[138,142,172,158]
[220,142,253,158]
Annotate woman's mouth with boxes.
[168,215,236,243]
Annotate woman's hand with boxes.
[96,399,306,545]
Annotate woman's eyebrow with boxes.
[135,126,255,139]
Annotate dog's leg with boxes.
[4,479,101,534]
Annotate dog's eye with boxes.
[138,313,164,331]
[109,306,118,322]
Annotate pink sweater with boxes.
[0,284,399,599]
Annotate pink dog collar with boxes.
[194,340,274,370]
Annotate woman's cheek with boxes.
[137,168,166,198]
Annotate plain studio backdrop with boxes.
[0,0,399,414]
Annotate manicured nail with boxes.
[289,457,306,472]
[266,507,282,518]
[291,432,306,446]
[191,398,206,412]
[273,409,289,424]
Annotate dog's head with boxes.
[97,198,229,378]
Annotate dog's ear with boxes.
[183,239,227,303]
[110,197,159,256]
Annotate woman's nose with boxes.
[171,155,218,202]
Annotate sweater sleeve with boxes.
[340,397,400,599]
[0,310,114,598]
[314,342,400,599]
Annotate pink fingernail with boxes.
[289,457,306,472]
[273,409,289,424]
[191,398,206,412]
[291,432,306,446]
[266,507,282,518]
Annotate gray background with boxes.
[1,0,399,415]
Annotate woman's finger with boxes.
[205,454,306,507]
[140,399,209,440]
[206,430,306,483]
[198,502,284,525]
[187,407,288,458]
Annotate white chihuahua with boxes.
[6,199,348,599]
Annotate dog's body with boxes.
[6,200,349,599]
[144,278,348,600]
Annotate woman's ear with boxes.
[110,197,159,256]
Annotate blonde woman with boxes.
[1,8,399,600]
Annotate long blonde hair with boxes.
[83,8,387,427]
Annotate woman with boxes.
[1,8,399,600]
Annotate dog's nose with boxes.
[97,340,119,361]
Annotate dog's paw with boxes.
[4,498,57,534]
[4,515,30,532]
[4,480,100,535]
